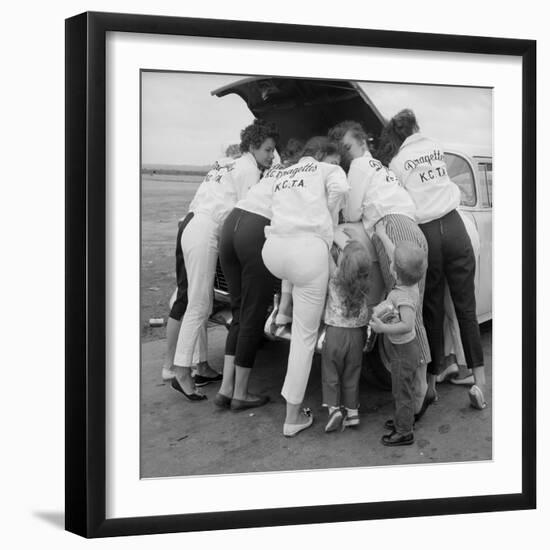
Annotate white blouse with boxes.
[189,152,261,227]
[389,133,460,224]
[343,150,416,233]
[265,157,349,247]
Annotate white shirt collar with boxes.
[242,151,259,169]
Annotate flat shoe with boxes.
[450,374,475,386]
[435,363,459,383]
[381,431,414,446]
[213,393,232,409]
[230,395,269,411]
[193,373,223,387]
[170,377,207,401]
[468,385,487,409]
[284,409,313,437]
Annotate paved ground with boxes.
[140,323,492,478]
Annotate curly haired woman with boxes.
[165,119,279,401]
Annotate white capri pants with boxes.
[174,212,219,367]
[169,288,207,364]
[262,235,329,405]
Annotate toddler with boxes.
[369,222,427,446]
[321,240,371,432]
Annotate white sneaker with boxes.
[325,408,344,433]
[343,412,360,427]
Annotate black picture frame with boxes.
[65,11,536,538]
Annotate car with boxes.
[208,76,492,382]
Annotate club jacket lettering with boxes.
[343,150,416,233]
[188,152,261,227]
[264,157,349,247]
[389,133,460,224]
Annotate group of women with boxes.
[161,109,487,437]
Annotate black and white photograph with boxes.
[140,71,493,478]
[1,0,545,545]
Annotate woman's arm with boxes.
[343,160,369,222]
[324,164,350,212]
[232,158,261,201]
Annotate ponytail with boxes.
[376,109,419,166]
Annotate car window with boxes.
[477,162,493,207]
[485,163,492,206]
[444,153,476,207]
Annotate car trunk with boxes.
[211,77,386,151]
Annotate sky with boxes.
[141,71,492,166]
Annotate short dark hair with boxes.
[239,119,279,153]
[281,138,305,165]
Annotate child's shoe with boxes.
[381,431,414,446]
[343,408,360,428]
[325,407,344,432]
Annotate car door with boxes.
[444,152,492,322]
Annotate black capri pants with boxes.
[168,212,194,321]
[419,209,484,375]
[219,208,276,368]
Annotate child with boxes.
[321,240,371,432]
[369,222,428,446]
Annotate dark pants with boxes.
[419,209,484,375]
[321,326,364,409]
[168,212,194,321]
[386,336,419,435]
[219,208,276,368]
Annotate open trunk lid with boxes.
[212,77,386,149]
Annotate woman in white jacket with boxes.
[261,137,349,436]
[168,119,278,401]
[377,109,486,410]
